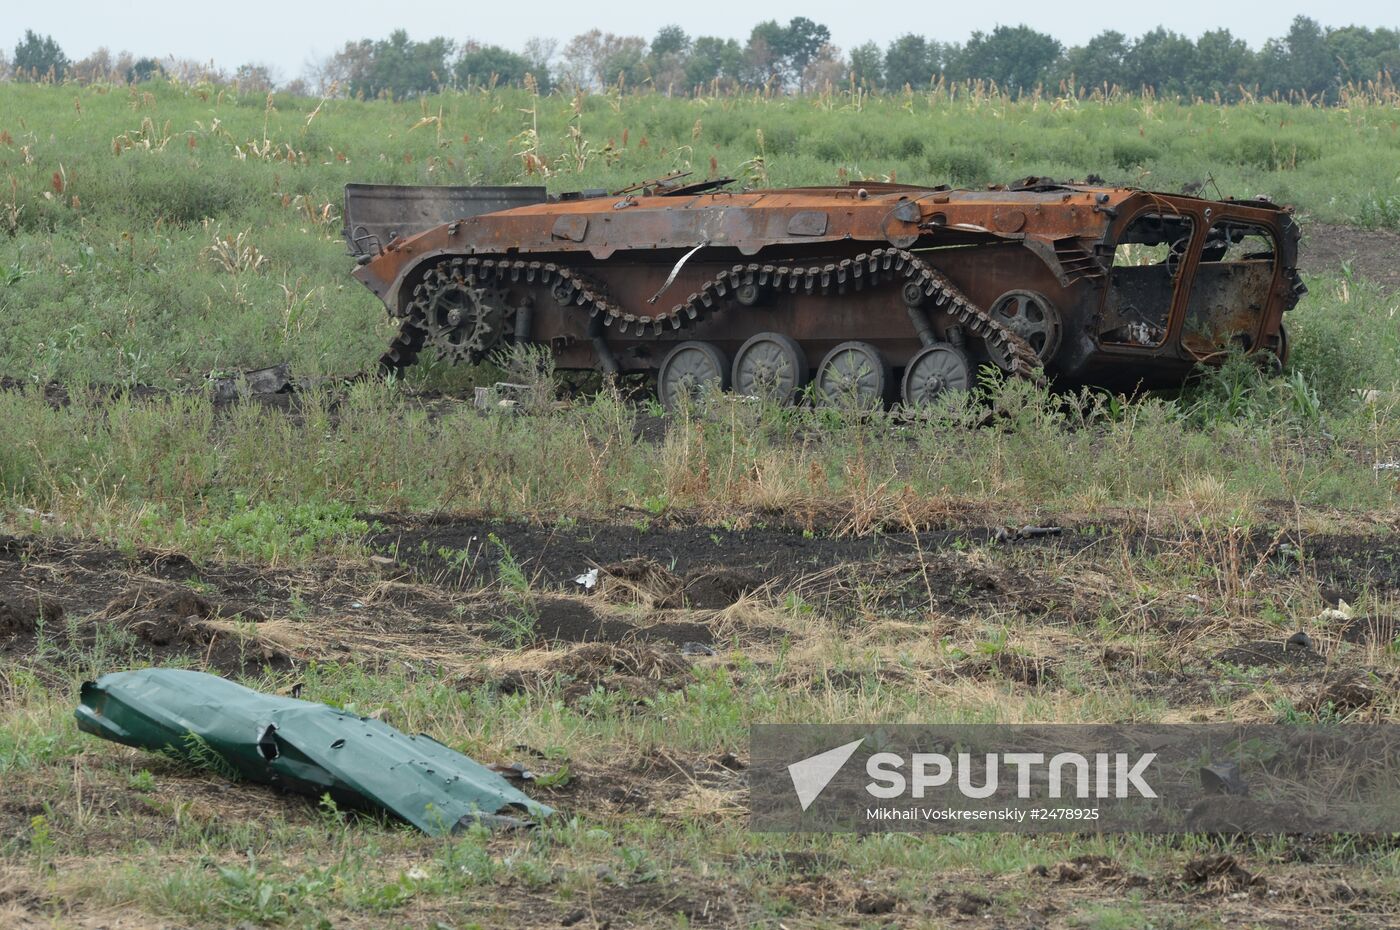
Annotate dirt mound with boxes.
[567,557,763,612]
[1030,854,1147,888]
[1213,640,1323,669]
[1182,854,1265,894]
[1305,675,1379,714]
[933,889,988,915]
[551,642,691,680]
[102,584,217,647]
[529,597,629,643]
[1306,533,1400,601]
[1340,616,1399,646]
[682,567,763,609]
[961,651,1056,685]
[96,583,287,673]
[549,642,693,703]
[597,558,683,607]
[0,594,63,637]
[368,513,921,592]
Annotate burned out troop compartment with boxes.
[345,174,1305,405]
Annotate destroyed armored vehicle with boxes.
[345,175,1304,407]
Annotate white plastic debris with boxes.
[1315,599,1354,623]
[573,568,599,590]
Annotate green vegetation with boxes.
[1,79,1398,929]
[1,81,1399,388]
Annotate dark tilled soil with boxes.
[368,512,1400,626]
[1300,223,1400,292]
[0,535,297,675]
[1305,531,1400,603]
[6,514,1399,693]
[1213,640,1326,669]
[366,512,1070,593]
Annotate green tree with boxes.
[742,17,831,89]
[345,30,452,100]
[1060,30,1129,92]
[598,38,649,89]
[1325,26,1400,88]
[743,19,787,86]
[1126,28,1195,95]
[1282,16,1332,98]
[952,25,1061,92]
[650,25,689,61]
[13,30,69,82]
[848,41,883,89]
[233,63,275,93]
[126,57,163,84]
[1188,29,1253,99]
[776,16,832,90]
[685,36,742,87]
[455,43,546,90]
[648,25,690,90]
[884,34,934,89]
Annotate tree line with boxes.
[8,16,1400,102]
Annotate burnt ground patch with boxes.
[0,534,299,676]
[368,509,1400,604]
[1300,223,1400,293]
[365,511,1076,593]
[1304,530,1400,603]
[5,515,1399,716]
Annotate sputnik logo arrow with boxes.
[787,738,864,811]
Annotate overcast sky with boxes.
[8,0,1398,82]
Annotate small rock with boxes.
[680,641,716,657]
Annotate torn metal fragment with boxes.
[75,668,553,835]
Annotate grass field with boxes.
[2,82,1400,929]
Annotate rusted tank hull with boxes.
[348,177,1304,404]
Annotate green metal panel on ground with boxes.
[75,668,553,835]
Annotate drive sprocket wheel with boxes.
[985,289,1061,368]
[415,263,514,366]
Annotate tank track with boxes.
[380,249,1042,381]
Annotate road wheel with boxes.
[731,332,809,405]
[815,341,891,409]
[902,342,973,407]
[658,341,729,409]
